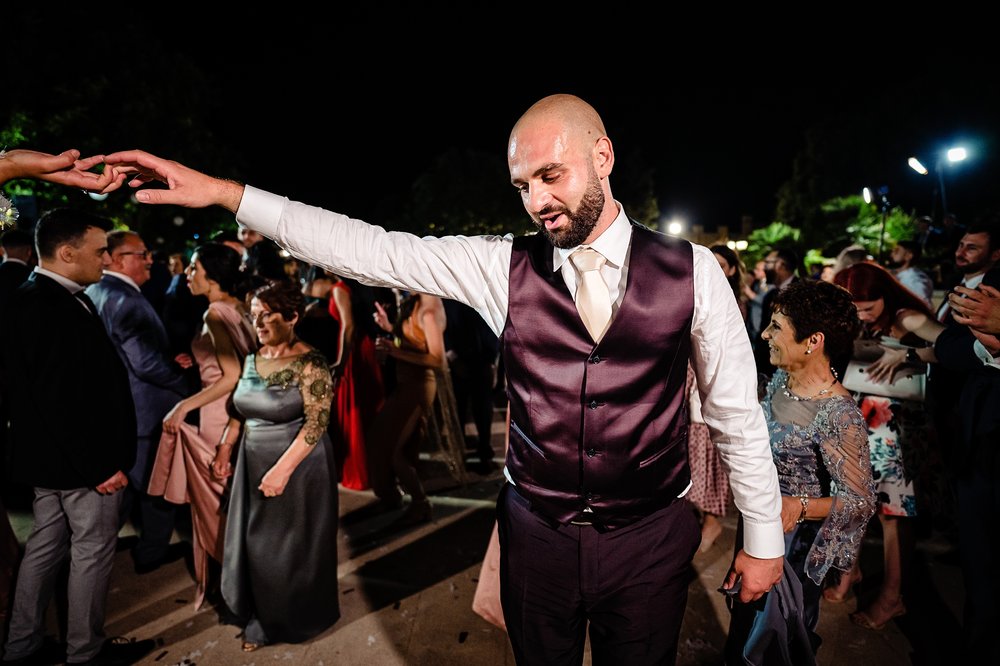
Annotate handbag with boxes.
[841,359,926,401]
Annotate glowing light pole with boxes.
[908,146,968,221]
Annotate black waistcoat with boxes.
[503,223,694,528]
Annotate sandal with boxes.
[850,597,906,631]
[242,640,263,652]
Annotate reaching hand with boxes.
[865,346,908,384]
[0,148,125,192]
[102,150,245,212]
[373,301,393,333]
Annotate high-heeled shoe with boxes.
[394,499,432,527]
[850,597,907,631]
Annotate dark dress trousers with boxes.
[498,224,701,664]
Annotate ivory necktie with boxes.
[570,248,612,341]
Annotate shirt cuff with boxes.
[740,518,786,559]
[972,339,1000,369]
[235,185,285,240]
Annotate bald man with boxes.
[105,94,783,665]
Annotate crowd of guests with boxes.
[0,149,502,662]
[1,134,998,666]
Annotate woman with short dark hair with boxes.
[726,279,875,664]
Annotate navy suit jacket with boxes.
[86,274,190,437]
[0,272,136,489]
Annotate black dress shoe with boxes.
[132,543,188,575]
[1,637,65,664]
[71,637,155,665]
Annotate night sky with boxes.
[7,11,998,234]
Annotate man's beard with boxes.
[764,268,778,285]
[533,172,605,249]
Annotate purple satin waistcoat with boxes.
[502,224,695,528]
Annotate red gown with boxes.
[329,281,384,490]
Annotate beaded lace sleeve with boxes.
[294,351,333,446]
[806,399,877,583]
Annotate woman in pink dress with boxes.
[148,242,256,609]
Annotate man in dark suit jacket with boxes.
[86,230,191,574]
[934,265,1000,663]
[0,209,152,665]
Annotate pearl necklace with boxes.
[781,367,840,402]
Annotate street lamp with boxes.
[908,146,968,222]
[863,186,890,262]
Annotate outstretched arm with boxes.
[103,149,244,211]
[0,148,124,192]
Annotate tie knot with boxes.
[570,248,606,273]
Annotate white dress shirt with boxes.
[236,186,784,558]
[102,270,142,292]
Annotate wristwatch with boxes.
[905,347,920,364]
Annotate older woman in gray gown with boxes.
[211,281,339,652]
[726,279,876,665]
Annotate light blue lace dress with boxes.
[726,369,876,665]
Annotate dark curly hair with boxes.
[252,280,306,322]
[770,279,861,371]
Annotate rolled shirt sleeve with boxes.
[237,185,513,336]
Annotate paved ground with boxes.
[3,411,964,665]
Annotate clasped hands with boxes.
[948,284,1000,355]
[0,149,127,193]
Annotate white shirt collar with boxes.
[963,273,986,289]
[553,201,632,272]
[103,270,141,292]
[34,266,86,294]
[1,257,27,266]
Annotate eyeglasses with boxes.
[117,250,152,259]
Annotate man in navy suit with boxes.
[86,230,190,574]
